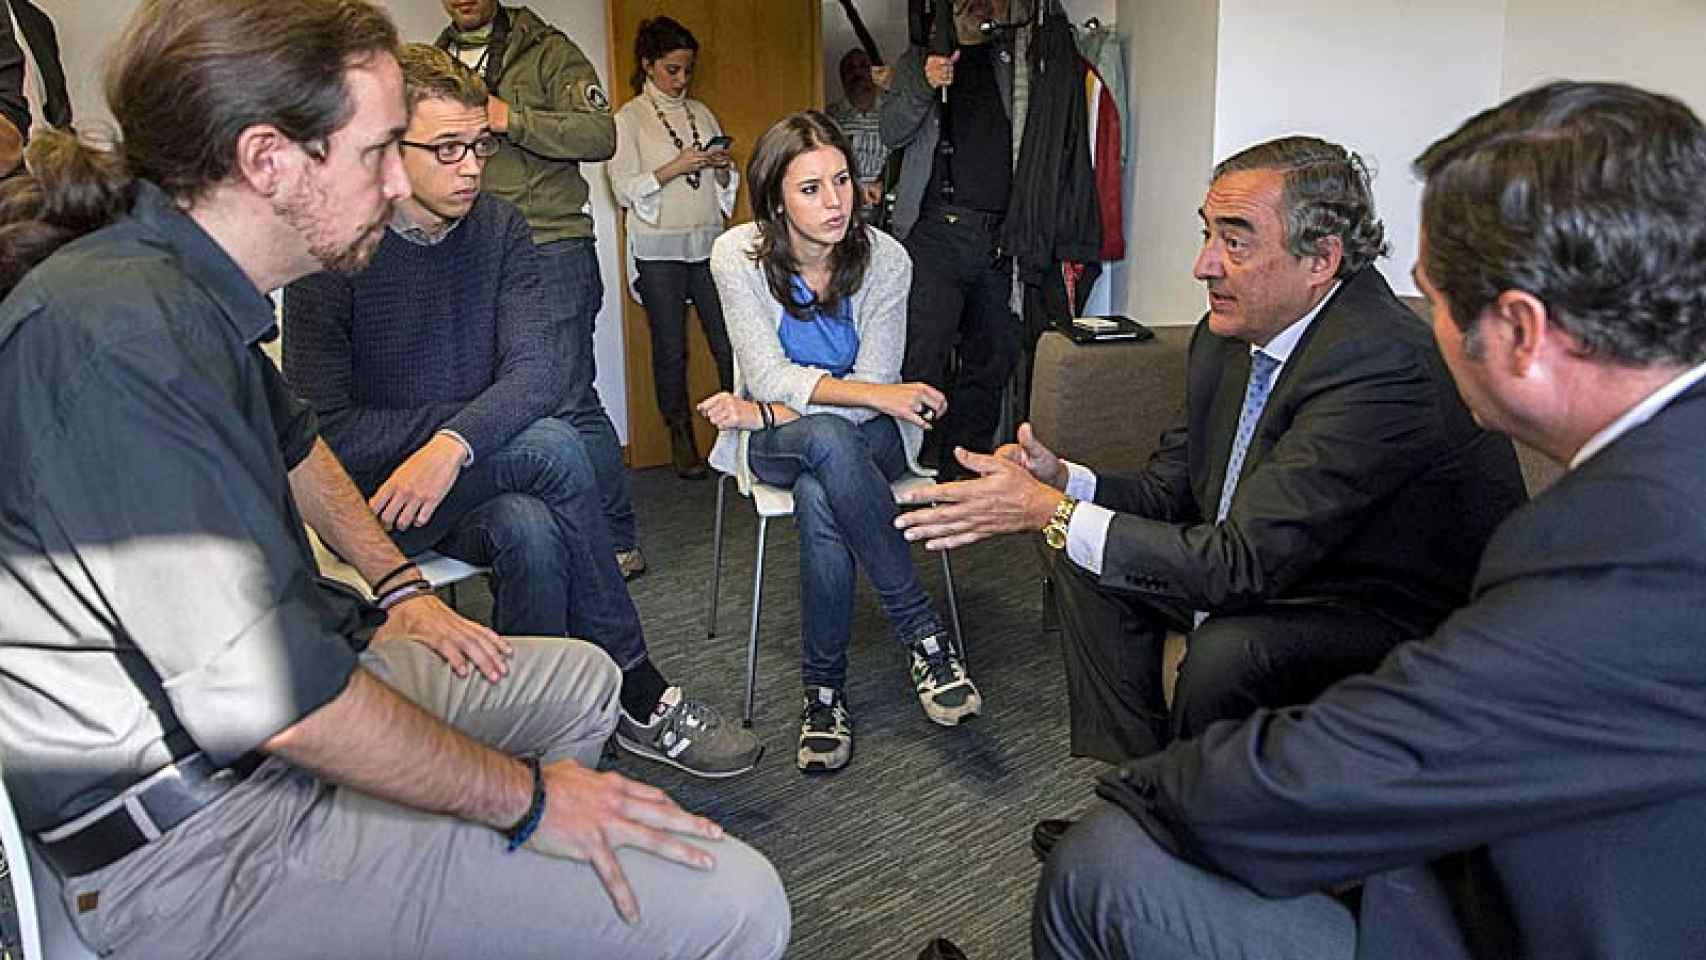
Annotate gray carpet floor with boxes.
[459,465,1110,960]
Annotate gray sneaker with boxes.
[908,632,982,726]
[616,686,763,778]
[797,686,853,773]
[615,547,648,581]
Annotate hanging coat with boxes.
[1001,3,1101,334]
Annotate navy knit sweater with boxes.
[283,194,575,495]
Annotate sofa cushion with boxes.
[1027,328,1191,475]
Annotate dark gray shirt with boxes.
[0,181,361,831]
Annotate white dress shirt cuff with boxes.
[436,429,474,466]
[1063,460,1098,501]
[1064,501,1114,575]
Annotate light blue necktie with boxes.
[1215,350,1280,523]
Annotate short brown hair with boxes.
[397,42,488,111]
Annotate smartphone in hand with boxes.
[705,134,734,151]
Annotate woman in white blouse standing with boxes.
[610,16,737,478]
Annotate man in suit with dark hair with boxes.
[897,135,1526,812]
[1029,80,1706,960]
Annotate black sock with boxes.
[620,658,669,720]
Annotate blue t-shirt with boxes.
[777,274,859,378]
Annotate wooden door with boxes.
[608,0,823,468]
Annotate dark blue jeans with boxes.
[634,258,733,426]
[747,414,942,691]
[534,237,638,553]
[393,417,647,671]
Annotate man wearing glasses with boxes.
[283,44,763,781]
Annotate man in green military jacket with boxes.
[437,0,645,579]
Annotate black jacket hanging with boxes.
[1001,3,1101,288]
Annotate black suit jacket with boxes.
[1102,375,1706,958]
[1092,266,1526,634]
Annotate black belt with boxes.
[38,751,262,877]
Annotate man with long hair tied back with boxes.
[0,2,788,956]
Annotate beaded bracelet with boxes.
[505,756,547,852]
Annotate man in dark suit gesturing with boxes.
[898,136,1526,769]
[1030,81,1706,960]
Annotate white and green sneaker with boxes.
[797,686,853,773]
[908,633,982,726]
[616,686,763,778]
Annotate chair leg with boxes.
[940,547,965,665]
[743,515,769,728]
[706,473,729,638]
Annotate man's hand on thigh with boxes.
[375,594,513,682]
[371,433,468,530]
[529,762,725,923]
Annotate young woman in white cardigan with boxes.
[698,111,982,773]
[610,16,735,478]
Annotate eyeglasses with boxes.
[400,134,501,165]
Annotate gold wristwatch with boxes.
[1042,496,1080,551]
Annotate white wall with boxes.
[1117,0,1504,325]
[1116,0,1706,328]
[1213,0,1504,301]
[38,2,124,143]
[1501,0,1706,114]
[1117,0,1218,326]
[41,0,634,441]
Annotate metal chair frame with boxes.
[704,472,965,727]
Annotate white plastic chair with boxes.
[1,769,99,960]
[705,471,965,726]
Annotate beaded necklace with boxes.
[648,93,704,189]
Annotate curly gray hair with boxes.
[1212,136,1389,277]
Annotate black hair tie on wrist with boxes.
[371,560,418,596]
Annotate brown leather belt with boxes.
[38,751,262,877]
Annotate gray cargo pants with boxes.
[58,636,790,959]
